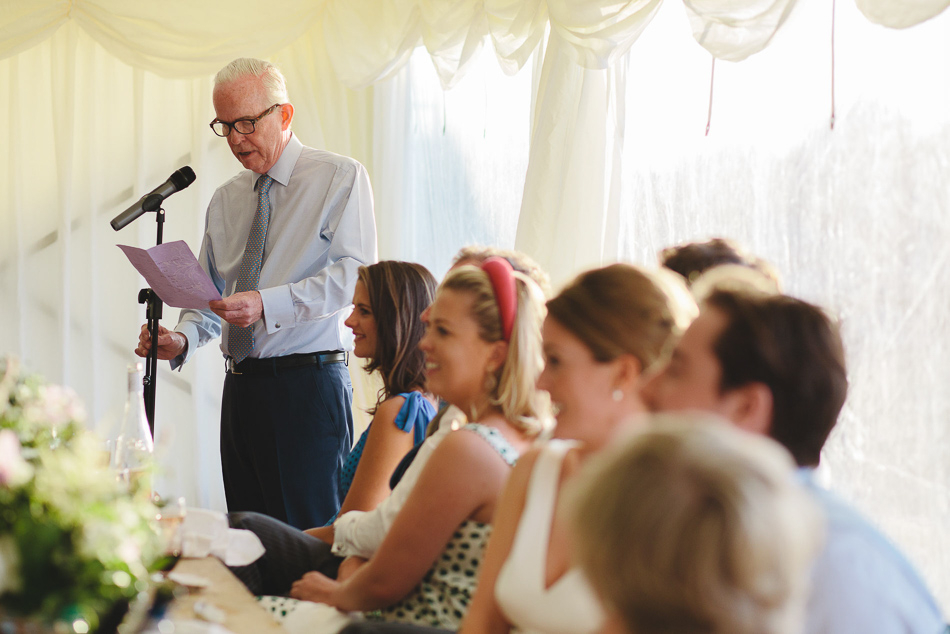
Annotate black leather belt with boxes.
[226,351,347,375]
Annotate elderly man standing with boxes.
[136,58,377,529]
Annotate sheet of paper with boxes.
[118,241,222,309]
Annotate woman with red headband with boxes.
[277,257,550,631]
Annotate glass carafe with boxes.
[112,362,154,493]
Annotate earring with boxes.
[485,372,498,395]
[612,389,624,402]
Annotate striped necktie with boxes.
[229,174,273,363]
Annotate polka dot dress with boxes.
[367,423,520,629]
[255,423,518,631]
[368,521,493,629]
[257,595,351,633]
[258,594,299,620]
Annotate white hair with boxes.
[214,58,288,105]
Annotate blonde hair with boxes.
[451,245,552,296]
[214,58,289,105]
[439,266,549,435]
[545,264,696,374]
[565,414,823,634]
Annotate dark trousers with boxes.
[221,360,353,529]
[228,511,343,596]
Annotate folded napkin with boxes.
[180,508,265,566]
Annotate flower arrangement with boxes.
[0,358,162,631]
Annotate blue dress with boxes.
[324,391,435,526]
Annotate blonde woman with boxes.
[277,258,549,630]
[459,264,695,634]
[565,416,823,634]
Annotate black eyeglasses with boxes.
[210,104,281,137]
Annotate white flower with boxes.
[116,537,142,568]
[0,362,163,618]
[0,535,22,595]
[0,429,32,487]
[22,385,87,429]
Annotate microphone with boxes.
[111,166,196,231]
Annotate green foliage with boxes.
[0,358,162,629]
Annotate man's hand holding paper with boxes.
[208,291,263,328]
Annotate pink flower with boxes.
[0,429,32,487]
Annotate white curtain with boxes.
[2,0,949,613]
[616,0,950,608]
[684,0,799,61]
[856,0,950,27]
[370,47,534,274]
[0,0,322,75]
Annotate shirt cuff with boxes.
[170,323,200,371]
[331,510,365,558]
[259,285,295,335]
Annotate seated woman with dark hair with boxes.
[271,258,550,631]
[320,261,439,527]
[566,416,823,634]
[230,261,438,593]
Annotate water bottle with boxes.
[112,362,154,493]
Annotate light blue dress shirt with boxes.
[798,469,946,633]
[172,134,377,367]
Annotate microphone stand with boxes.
[138,195,165,436]
[111,166,196,438]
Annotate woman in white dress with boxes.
[459,264,695,634]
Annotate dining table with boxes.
[166,556,284,633]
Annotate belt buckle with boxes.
[227,358,242,375]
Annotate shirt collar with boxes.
[795,466,817,486]
[261,133,301,188]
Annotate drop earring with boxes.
[612,389,624,402]
[484,372,498,395]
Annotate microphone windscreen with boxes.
[171,166,197,191]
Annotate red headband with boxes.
[481,257,517,342]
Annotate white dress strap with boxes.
[495,439,603,634]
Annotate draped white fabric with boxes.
[15,0,943,91]
[1,0,949,614]
[684,0,800,61]
[856,0,950,27]
[516,32,629,284]
[0,0,321,76]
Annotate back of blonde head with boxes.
[566,415,823,634]
[439,266,549,435]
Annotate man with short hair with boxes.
[660,237,781,289]
[136,58,377,529]
[641,287,946,633]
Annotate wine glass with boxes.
[155,496,187,557]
